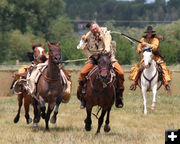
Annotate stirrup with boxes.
[129,84,136,91]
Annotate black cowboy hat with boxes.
[144,26,156,33]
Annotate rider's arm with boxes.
[103,31,112,52]
[77,32,91,50]
[137,38,144,53]
[146,38,159,52]
[99,27,112,52]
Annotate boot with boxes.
[115,88,124,108]
[115,75,124,108]
[129,71,141,91]
[129,83,136,91]
[163,77,170,91]
[165,85,170,91]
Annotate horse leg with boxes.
[32,98,39,127]
[45,104,54,130]
[151,85,157,110]
[104,107,111,133]
[50,96,62,124]
[14,93,23,123]
[39,96,46,119]
[24,94,32,124]
[142,87,147,115]
[84,107,92,131]
[96,109,106,134]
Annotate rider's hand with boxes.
[141,42,147,47]
[82,35,87,41]
[136,49,141,54]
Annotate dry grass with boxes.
[0,71,180,144]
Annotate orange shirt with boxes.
[137,37,159,53]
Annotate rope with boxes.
[92,106,102,119]
[61,58,87,63]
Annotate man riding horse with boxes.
[77,21,124,109]
[129,26,171,91]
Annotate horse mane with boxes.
[97,52,111,61]
[50,42,57,45]
[26,52,34,61]
[32,44,42,51]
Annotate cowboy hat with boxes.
[144,26,156,33]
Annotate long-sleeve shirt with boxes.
[77,27,116,62]
[137,37,159,53]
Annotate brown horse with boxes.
[12,71,34,124]
[12,44,47,124]
[82,53,116,134]
[33,41,64,130]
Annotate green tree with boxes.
[7,30,45,62]
[47,16,84,61]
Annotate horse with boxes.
[33,41,64,130]
[139,46,162,115]
[82,52,116,134]
[12,44,47,124]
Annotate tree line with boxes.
[0,0,179,65]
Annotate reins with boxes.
[143,70,158,89]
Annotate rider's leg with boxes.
[77,61,94,109]
[160,62,171,91]
[129,59,144,91]
[129,70,141,91]
[113,61,124,108]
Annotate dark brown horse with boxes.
[34,41,63,130]
[12,44,47,124]
[82,53,116,134]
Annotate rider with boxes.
[77,21,124,109]
[25,44,48,96]
[129,26,171,91]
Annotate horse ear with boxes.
[41,43,45,49]
[56,41,61,47]
[47,41,52,48]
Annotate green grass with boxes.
[0,72,180,144]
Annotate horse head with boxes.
[32,43,47,63]
[97,52,112,83]
[47,41,61,65]
[143,46,153,69]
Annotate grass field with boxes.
[0,70,180,144]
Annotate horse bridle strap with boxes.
[39,69,60,82]
[143,70,158,87]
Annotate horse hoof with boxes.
[151,106,155,110]
[104,124,111,133]
[85,124,91,131]
[13,116,19,123]
[116,104,123,108]
[27,118,32,124]
[50,117,56,124]
[41,113,46,119]
[95,132,99,135]
[144,112,147,115]
[33,123,38,128]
